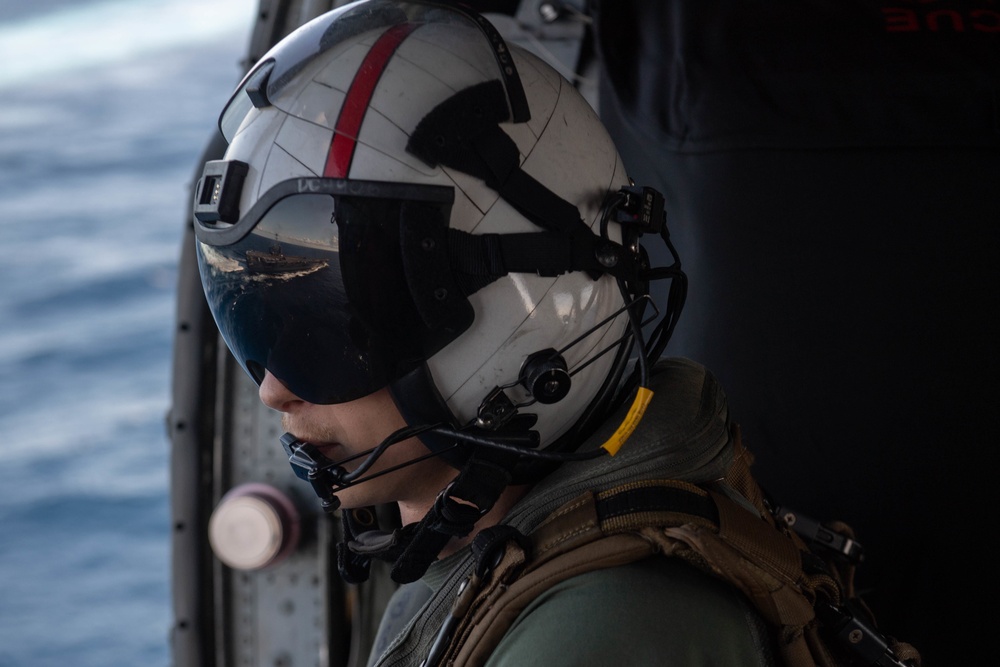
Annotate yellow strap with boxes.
[600,387,654,455]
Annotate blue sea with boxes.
[0,1,256,665]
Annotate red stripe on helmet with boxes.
[324,23,417,178]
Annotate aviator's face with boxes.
[258,372,454,511]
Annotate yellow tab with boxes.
[600,387,653,456]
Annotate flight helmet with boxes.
[193,1,685,580]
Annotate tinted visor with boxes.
[195,175,472,404]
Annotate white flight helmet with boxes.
[193,0,679,485]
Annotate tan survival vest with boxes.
[425,425,922,667]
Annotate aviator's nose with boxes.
[259,371,303,412]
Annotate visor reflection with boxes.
[195,179,469,404]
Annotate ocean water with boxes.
[0,1,256,665]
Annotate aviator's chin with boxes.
[315,442,346,462]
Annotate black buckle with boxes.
[431,481,489,537]
[817,600,914,667]
[777,506,865,564]
[280,433,343,513]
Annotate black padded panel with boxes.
[595,2,999,664]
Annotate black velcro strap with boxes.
[407,81,511,179]
[389,519,456,584]
[597,485,720,526]
[407,81,587,239]
[447,461,512,513]
[337,541,373,584]
[446,229,508,295]
[398,199,475,334]
[490,160,590,239]
[337,508,380,583]
[388,441,523,583]
[447,229,630,296]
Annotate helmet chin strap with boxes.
[281,418,538,584]
[339,444,519,584]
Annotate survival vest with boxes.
[421,425,921,667]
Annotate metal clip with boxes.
[777,506,864,564]
[475,386,518,430]
[421,571,487,667]
[817,600,913,667]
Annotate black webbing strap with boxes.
[336,506,381,583]
[385,447,520,583]
[406,81,591,240]
[446,228,634,296]
[596,483,720,527]
[442,2,530,122]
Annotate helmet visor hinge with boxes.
[475,387,518,430]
